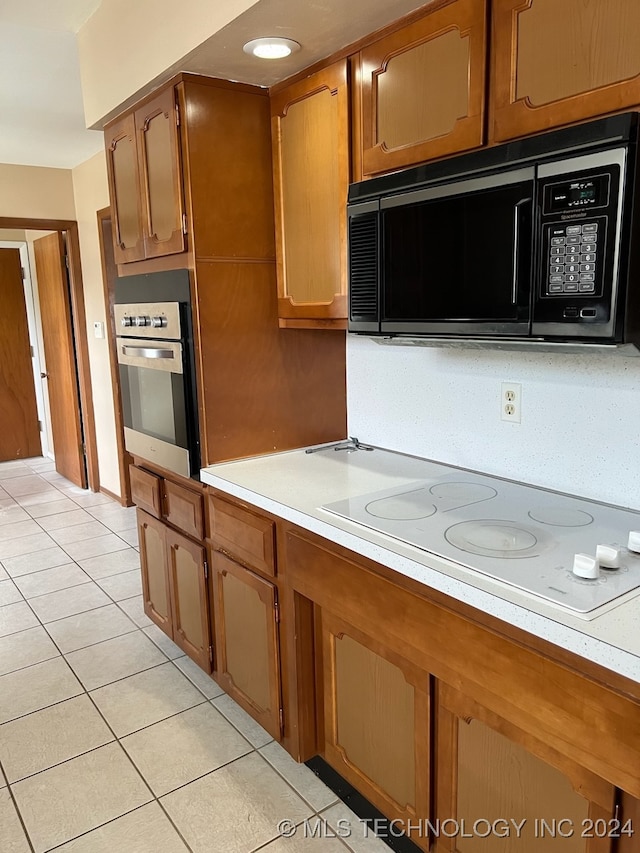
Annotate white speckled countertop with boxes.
[201,445,640,685]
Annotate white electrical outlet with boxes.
[501,382,521,423]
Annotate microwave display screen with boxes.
[545,174,610,213]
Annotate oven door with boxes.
[117,337,192,478]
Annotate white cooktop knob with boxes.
[596,544,621,569]
[573,553,599,579]
[628,531,640,554]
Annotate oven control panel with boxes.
[114,302,181,340]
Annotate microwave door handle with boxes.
[512,198,532,304]
[121,346,175,359]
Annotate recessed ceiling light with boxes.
[243,37,301,60]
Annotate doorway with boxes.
[0,217,98,492]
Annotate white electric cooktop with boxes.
[322,466,640,614]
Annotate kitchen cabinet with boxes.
[270,61,349,329]
[278,522,640,851]
[436,681,616,853]
[132,465,212,671]
[207,493,283,740]
[319,608,430,851]
[105,87,185,265]
[355,0,487,177]
[491,0,640,142]
[210,550,282,740]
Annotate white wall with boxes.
[77,0,258,127]
[71,151,120,498]
[347,336,640,509]
[0,164,76,220]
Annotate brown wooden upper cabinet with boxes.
[270,61,349,329]
[355,0,487,177]
[105,86,186,264]
[491,0,640,142]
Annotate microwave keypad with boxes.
[546,223,599,296]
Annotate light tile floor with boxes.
[0,458,389,853]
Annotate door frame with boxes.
[0,217,99,492]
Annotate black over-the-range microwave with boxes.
[348,113,640,353]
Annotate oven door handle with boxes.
[121,345,175,359]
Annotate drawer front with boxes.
[163,480,204,541]
[208,495,275,577]
[130,465,162,518]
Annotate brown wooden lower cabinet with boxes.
[137,508,212,671]
[211,549,283,740]
[436,682,616,853]
[319,608,430,851]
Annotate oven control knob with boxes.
[135,315,150,327]
[572,553,599,579]
[596,544,621,569]
[120,316,134,327]
[628,531,640,554]
[151,316,167,328]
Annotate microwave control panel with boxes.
[544,217,606,298]
[539,170,615,303]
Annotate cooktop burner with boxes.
[322,468,640,616]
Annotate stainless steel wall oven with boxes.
[114,292,200,479]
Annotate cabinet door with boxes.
[212,550,282,740]
[271,61,349,328]
[320,609,430,851]
[137,508,172,635]
[436,681,616,853]
[135,87,186,259]
[358,0,487,176]
[491,0,640,142]
[166,528,212,672]
[105,113,145,264]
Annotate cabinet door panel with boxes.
[137,509,172,635]
[136,88,185,259]
[437,682,616,853]
[208,495,275,577]
[212,551,282,739]
[492,0,640,142]
[320,609,430,850]
[130,465,162,518]
[271,61,349,326]
[164,480,204,541]
[105,113,145,264]
[359,0,487,175]
[167,529,211,671]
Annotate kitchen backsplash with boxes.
[347,335,640,509]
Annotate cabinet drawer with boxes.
[208,496,275,577]
[130,466,162,518]
[163,480,204,541]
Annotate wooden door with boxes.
[104,112,146,263]
[491,0,640,142]
[436,681,616,852]
[0,249,41,461]
[271,61,349,328]
[211,550,282,740]
[357,0,487,176]
[135,87,185,260]
[167,528,211,671]
[33,233,86,487]
[137,509,173,635]
[319,609,430,851]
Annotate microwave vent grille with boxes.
[349,213,379,319]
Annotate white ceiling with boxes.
[0,0,431,170]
